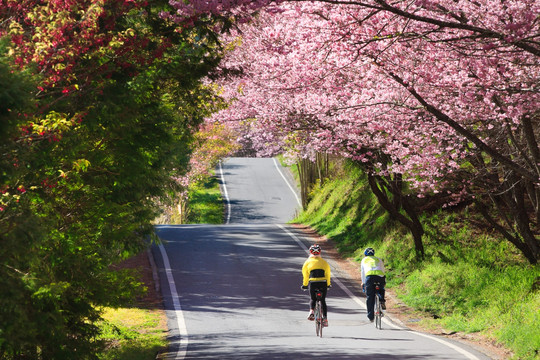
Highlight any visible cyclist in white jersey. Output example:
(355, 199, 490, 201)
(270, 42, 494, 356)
(360, 247, 386, 322)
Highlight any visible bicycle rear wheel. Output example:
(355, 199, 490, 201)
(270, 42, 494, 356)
(315, 301, 323, 337)
(375, 295, 382, 329)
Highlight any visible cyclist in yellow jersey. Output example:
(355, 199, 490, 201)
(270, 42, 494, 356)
(360, 247, 386, 322)
(302, 244, 331, 327)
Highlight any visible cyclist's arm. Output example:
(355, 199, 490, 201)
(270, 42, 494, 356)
(325, 262, 331, 287)
(302, 262, 310, 287)
(360, 259, 366, 284)
(379, 257, 386, 274)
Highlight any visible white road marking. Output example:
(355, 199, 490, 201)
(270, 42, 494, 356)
(277, 223, 480, 360)
(218, 160, 231, 224)
(273, 158, 302, 206)
(411, 331, 481, 360)
(158, 243, 189, 359)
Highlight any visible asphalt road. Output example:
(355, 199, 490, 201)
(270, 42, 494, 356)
(152, 157, 492, 360)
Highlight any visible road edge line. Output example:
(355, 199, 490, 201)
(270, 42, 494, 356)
(218, 160, 231, 224)
(158, 243, 189, 359)
(411, 331, 480, 360)
(272, 158, 302, 206)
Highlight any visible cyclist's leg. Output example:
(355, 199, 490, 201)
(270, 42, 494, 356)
(365, 276, 376, 321)
(311, 282, 328, 318)
(320, 285, 328, 318)
(308, 282, 317, 310)
(307, 282, 318, 320)
(314, 282, 329, 327)
(378, 276, 387, 309)
(380, 276, 386, 301)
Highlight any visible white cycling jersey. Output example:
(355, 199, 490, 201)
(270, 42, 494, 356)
(361, 256, 385, 284)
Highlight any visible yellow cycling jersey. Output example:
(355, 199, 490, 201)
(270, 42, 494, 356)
(302, 256, 331, 287)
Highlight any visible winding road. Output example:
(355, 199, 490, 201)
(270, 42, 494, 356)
(152, 157, 492, 359)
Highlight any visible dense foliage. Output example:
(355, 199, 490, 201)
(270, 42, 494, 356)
(0, 0, 223, 358)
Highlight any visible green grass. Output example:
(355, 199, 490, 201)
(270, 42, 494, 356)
(186, 176, 224, 224)
(97, 308, 168, 360)
(165, 175, 224, 224)
(294, 162, 390, 256)
(293, 159, 540, 360)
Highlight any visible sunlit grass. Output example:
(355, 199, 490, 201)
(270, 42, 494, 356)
(187, 175, 224, 224)
(97, 307, 168, 360)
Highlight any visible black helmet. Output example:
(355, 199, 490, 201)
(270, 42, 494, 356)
(309, 244, 321, 255)
(364, 247, 375, 256)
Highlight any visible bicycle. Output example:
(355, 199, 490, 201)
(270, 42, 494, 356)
(303, 284, 328, 337)
(362, 281, 385, 329)
(374, 281, 384, 329)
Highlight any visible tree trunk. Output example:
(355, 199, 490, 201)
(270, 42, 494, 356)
(476, 199, 537, 264)
(297, 157, 314, 209)
(367, 173, 425, 259)
(297, 153, 330, 210)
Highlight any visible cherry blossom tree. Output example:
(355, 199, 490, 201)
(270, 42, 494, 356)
(168, 120, 241, 223)
(193, 0, 539, 262)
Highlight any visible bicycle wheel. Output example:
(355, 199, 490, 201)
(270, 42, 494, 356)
(314, 301, 321, 336)
(375, 294, 382, 329)
(316, 300, 323, 337)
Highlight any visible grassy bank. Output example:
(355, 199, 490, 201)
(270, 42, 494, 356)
(185, 176, 225, 224)
(97, 308, 168, 360)
(295, 161, 539, 360)
(95, 249, 169, 360)
(165, 175, 224, 225)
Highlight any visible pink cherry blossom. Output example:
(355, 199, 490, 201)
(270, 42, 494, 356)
(168, 0, 539, 261)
